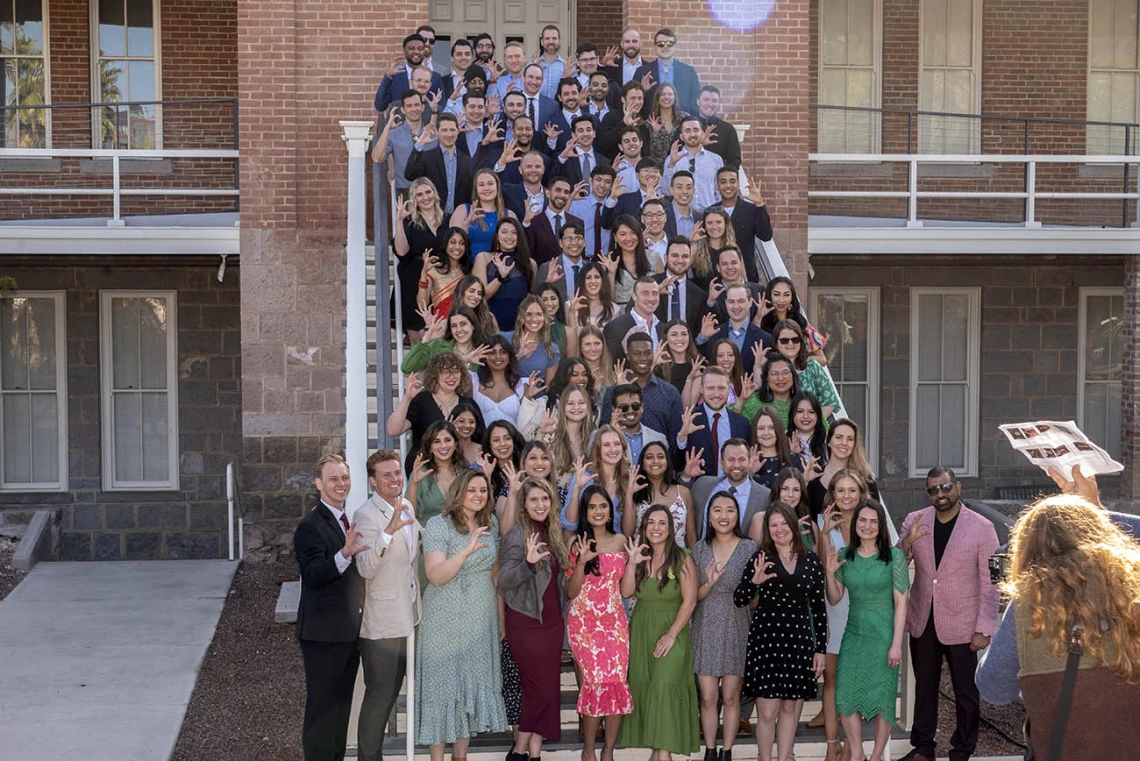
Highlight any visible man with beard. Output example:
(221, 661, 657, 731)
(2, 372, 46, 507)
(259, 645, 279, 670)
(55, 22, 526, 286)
(495, 115, 550, 190)
(634, 28, 702, 114)
(374, 33, 443, 113)
(371, 90, 429, 197)
(441, 38, 474, 100)
(473, 32, 496, 69)
(609, 383, 666, 464)
(895, 468, 999, 761)
(493, 40, 527, 99)
(696, 85, 741, 172)
(600, 28, 645, 86)
(537, 24, 566, 99)
(599, 327, 683, 444)
(664, 115, 724, 211)
(653, 236, 706, 332)
(522, 175, 583, 265)
(575, 44, 619, 112)
(610, 125, 644, 191)
(598, 81, 649, 160)
(714, 167, 771, 284)
(543, 77, 589, 155)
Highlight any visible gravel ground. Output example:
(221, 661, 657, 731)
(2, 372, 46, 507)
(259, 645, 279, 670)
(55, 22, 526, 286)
(935, 668, 1027, 758)
(0, 536, 27, 602)
(171, 560, 305, 761)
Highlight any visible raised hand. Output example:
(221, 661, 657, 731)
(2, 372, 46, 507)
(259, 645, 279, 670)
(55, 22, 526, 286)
(753, 295, 774, 323)
(608, 172, 628, 199)
(627, 464, 648, 496)
(504, 460, 522, 493)
(902, 519, 932, 553)
(706, 277, 725, 304)
(574, 535, 600, 567)
(597, 251, 619, 275)
(387, 57, 405, 78)
(678, 405, 707, 440)
(804, 454, 823, 481)
(522, 371, 545, 399)
(625, 535, 651, 566)
(342, 522, 372, 557)
(539, 408, 556, 437)
(525, 532, 551, 565)
(499, 138, 523, 165)
(386, 107, 405, 130)
(516, 333, 539, 360)
(747, 444, 763, 475)
(704, 559, 725, 587)
(545, 260, 564, 283)
(487, 92, 502, 115)
(699, 312, 720, 340)
(701, 124, 718, 147)
(523, 198, 540, 225)
(601, 45, 620, 67)
(640, 71, 655, 92)
(410, 453, 432, 485)
(482, 117, 505, 145)
(476, 452, 496, 480)
(396, 198, 414, 221)
(384, 506, 415, 535)
(689, 220, 706, 241)
(668, 139, 684, 165)
(657, 272, 680, 296)
(613, 358, 632, 383)
(461, 344, 490, 367)
(686, 355, 707, 381)
(652, 342, 670, 369)
(559, 138, 580, 161)
(543, 122, 564, 142)
(463, 524, 491, 557)
(683, 447, 706, 479)
(573, 456, 596, 488)
(646, 114, 662, 134)
(822, 503, 842, 532)
(739, 373, 756, 402)
(622, 101, 642, 127)
(571, 180, 589, 200)
(1048, 464, 1102, 507)
(751, 551, 776, 584)
(565, 292, 586, 326)
(405, 371, 425, 397)
(425, 88, 443, 111)
(418, 120, 439, 144)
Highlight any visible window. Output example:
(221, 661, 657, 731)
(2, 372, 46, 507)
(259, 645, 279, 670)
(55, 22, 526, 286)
(0, 292, 66, 490)
(100, 291, 178, 490)
(811, 288, 880, 469)
(1, 0, 49, 148)
(91, 0, 160, 149)
(918, 0, 982, 154)
(909, 288, 980, 477)
(817, 0, 882, 153)
(1088, 0, 1140, 154)
(1078, 288, 1124, 459)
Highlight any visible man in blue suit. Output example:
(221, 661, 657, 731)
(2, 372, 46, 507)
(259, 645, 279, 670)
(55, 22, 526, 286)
(542, 78, 591, 155)
(672, 368, 750, 478)
(633, 28, 703, 114)
(696, 282, 772, 372)
(520, 63, 559, 153)
(374, 34, 444, 113)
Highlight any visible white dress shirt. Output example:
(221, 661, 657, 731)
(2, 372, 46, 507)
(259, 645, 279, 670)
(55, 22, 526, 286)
(630, 309, 659, 352)
(623, 58, 643, 85)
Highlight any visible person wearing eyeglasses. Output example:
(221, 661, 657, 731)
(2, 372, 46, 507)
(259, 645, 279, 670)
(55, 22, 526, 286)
(633, 28, 703, 115)
(894, 468, 999, 761)
(610, 383, 666, 464)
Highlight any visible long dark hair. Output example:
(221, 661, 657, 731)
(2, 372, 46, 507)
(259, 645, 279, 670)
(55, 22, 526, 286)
(759, 276, 808, 334)
(417, 420, 467, 473)
(758, 352, 800, 402)
(437, 226, 474, 276)
(709, 337, 745, 397)
(703, 489, 744, 542)
(771, 318, 810, 371)
(537, 282, 567, 324)
(844, 499, 893, 564)
(448, 400, 485, 445)
(636, 503, 685, 591)
(445, 305, 488, 345)
(451, 274, 499, 336)
(769, 467, 810, 522)
(477, 334, 520, 389)
(634, 441, 680, 504)
(760, 500, 808, 560)
(751, 406, 794, 466)
(576, 260, 617, 324)
(610, 214, 650, 279)
(789, 391, 828, 462)
(482, 420, 525, 494)
(576, 484, 617, 576)
(491, 217, 536, 288)
(547, 358, 596, 411)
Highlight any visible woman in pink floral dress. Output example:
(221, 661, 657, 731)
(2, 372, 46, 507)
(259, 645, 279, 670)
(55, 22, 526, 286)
(566, 484, 633, 761)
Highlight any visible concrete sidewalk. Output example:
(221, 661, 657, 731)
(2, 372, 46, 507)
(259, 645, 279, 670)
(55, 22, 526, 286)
(0, 560, 236, 761)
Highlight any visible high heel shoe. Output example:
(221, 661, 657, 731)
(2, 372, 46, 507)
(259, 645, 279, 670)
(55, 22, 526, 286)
(719, 748, 732, 761)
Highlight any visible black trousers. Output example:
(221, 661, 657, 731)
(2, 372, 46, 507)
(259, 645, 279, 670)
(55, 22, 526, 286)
(909, 615, 981, 761)
(358, 637, 407, 761)
(300, 638, 361, 761)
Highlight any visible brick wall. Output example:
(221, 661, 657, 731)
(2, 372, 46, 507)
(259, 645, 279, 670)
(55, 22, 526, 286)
(0, 259, 242, 560)
(813, 255, 1126, 514)
(576, 0, 624, 50)
(1123, 256, 1140, 499)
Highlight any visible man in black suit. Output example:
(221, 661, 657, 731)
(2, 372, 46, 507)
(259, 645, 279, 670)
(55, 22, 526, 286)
(715, 166, 773, 284)
(523, 176, 583, 266)
(456, 91, 489, 159)
(584, 71, 618, 121)
(553, 115, 609, 188)
(673, 368, 751, 478)
(440, 38, 474, 100)
(697, 85, 742, 172)
(535, 219, 589, 301)
(634, 28, 703, 114)
(542, 77, 590, 155)
(654, 236, 707, 332)
(404, 113, 471, 214)
(697, 282, 772, 371)
(604, 158, 662, 228)
(598, 82, 649, 161)
(662, 170, 701, 239)
(501, 149, 549, 220)
(603, 276, 665, 360)
(294, 453, 370, 761)
(521, 63, 560, 153)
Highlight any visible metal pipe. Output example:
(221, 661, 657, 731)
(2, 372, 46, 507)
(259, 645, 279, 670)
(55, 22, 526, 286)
(374, 158, 395, 452)
(405, 629, 415, 761)
(238, 517, 244, 560)
(226, 462, 235, 561)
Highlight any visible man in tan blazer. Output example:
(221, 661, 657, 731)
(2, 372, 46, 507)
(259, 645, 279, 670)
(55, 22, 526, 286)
(353, 449, 422, 761)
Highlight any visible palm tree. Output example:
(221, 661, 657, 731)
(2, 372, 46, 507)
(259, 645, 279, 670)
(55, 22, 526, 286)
(2, 30, 47, 149)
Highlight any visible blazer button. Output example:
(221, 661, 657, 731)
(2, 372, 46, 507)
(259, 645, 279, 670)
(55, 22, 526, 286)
(933, 579, 938, 584)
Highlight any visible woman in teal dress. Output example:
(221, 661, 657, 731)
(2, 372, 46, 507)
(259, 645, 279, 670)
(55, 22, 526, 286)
(823, 500, 910, 761)
(416, 469, 508, 759)
(406, 420, 465, 525)
(769, 320, 841, 419)
(619, 504, 700, 760)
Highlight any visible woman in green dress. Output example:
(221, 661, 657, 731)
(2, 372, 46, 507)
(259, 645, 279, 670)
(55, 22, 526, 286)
(823, 500, 910, 761)
(769, 320, 840, 419)
(416, 469, 508, 759)
(741, 354, 799, 427)
(407, 420, 465, 526)
(619, 504, 700, 760)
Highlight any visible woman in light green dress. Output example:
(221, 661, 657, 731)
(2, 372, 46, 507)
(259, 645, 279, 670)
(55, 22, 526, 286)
(406, 420, 465, 526)
(416, 469, 508, 759)
(823, 500, 909, 761)
(769, 319, 840, 419)
(618, 504, 700, 760)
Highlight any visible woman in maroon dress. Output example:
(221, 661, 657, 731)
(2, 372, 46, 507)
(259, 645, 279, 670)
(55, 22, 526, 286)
(498, 477, 571, 761)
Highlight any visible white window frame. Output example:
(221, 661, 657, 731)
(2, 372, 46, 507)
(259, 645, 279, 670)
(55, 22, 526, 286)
(918, 0, 983, 154)
(1077, 286, 1124, 455)
(817, 0, 883, 154)
(810, 287, 881, 470)
(908, 287, 980, 478)
(99, 290, 178, 491)
(0, 291, 67, 491)
(88, 0, 163, 149)
(1086, 0, 1140, 155)
(1, 0, 53, 148)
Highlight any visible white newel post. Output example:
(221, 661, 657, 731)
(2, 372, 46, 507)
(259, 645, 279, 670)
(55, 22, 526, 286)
(341, 121, 372, 515)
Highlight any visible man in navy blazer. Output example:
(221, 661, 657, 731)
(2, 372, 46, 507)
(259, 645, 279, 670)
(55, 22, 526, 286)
(672, 368, 750, 477)
(553, 116, 610, 188)
(374, 34, 444, 113)
(404, 114, 472, 214)
(633, 29, 703, 114)
(294, 454, 369, 761)
(519, 63, 559, 153)
(501, 150, 549, 220)
(714, 167, 772, 284)
(524, 176, 583, 266)
(603, 158, 662, 229)
(541, 78, 593, 156)
(697, 282, 772, 371)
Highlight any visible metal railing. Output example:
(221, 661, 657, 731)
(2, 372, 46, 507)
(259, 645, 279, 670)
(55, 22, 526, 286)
(809, 153, 1140, 228)
(370, 147, 408, 461)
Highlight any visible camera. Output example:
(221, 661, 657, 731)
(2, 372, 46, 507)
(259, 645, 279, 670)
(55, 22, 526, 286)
(988, 552, 1012, 585)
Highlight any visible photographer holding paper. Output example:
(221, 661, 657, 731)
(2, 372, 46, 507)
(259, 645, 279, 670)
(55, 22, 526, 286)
(976, 466, 1140, 761)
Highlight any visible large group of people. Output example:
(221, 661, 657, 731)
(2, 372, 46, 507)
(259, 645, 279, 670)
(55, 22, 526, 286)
(287, 20, 1140, 761)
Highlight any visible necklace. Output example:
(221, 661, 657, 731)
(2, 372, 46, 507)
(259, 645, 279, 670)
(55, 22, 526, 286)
(432, 393, 458, 416)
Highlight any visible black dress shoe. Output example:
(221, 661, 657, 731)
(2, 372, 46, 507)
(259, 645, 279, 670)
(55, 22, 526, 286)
(898, 750, 934, 761)
(719, 749, 732, 761)
(703, 747, 718, 761)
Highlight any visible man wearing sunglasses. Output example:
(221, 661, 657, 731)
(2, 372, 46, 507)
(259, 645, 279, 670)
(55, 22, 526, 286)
(895, 467, 1000, 761)
(633, 28, 702, 115)
(610, 384, 666, 463)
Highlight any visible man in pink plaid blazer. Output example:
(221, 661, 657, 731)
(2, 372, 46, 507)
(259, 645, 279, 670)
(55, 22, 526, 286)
(896, 467, 1000, 761)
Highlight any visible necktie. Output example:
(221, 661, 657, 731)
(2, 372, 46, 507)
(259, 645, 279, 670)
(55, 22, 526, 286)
(710, 411, 722, 474)
(593, 202, 603, 255)
(528, 97, 536, 125)
(582, 151, 592, 180)
(688, 155, 696, 174)
(670, 279, 681, 320)
(338, 512, 350, 534)
(572, 263, 581, 291)
(553, 213, 563, 238)
(729, 486, 737, 496)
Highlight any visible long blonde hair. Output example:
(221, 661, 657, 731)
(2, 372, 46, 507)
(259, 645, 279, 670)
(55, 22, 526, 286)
(549, 384, 597, 479)
(469, 168, 507, 228)
(512, 294, 555, 357)
(517, 477, 570, 569)
(690, 208, 738, 278)
(590, 424, 631, 505)
(578, 325, 616, 388)
(828, 418, 876, 481)
(408, 177, 444, 230)
(1006, 495, 1140, 684)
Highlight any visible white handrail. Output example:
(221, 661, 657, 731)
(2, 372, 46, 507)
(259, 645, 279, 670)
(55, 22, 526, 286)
(226, 462, 235, 561)
(0, 148, 238, 158)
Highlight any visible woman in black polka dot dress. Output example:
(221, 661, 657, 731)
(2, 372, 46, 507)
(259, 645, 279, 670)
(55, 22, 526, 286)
(733, 501, 828, 761)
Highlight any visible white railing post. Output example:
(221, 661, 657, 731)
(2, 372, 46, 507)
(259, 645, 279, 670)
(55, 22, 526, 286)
(109, 154, 124, 227)
(906, 158, 921, 228)
(342, 121, 373, 512)
(226, 462, 235, 561)
(1025, 160, 1041, 228)
(391, 178, 408, 464)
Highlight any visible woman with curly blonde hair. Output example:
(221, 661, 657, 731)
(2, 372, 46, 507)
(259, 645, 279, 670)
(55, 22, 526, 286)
(977, 466, 1140, 761)
(689, 208, 738, 289)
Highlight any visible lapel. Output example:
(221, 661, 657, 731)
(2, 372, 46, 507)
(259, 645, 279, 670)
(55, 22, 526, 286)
(938, 504, 970, 570)
(315, 502, 347, 551)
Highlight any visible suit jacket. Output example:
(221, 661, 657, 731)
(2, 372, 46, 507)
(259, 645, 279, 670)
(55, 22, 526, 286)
(542, 108, 594, 155)
(554, 148, 611, 187)
(701, 116, 742, 171)
(708, 283, 766, 326)
(663, 200, 703, 240)
(603, 312, 665, 361)
(898, 505, 1001, 644)
(352, 493, 422, 641)
(720, 198, 773, 283)
(404, 144, 473, 212)
(602, 189, 649, 229)
(633, 59, 702, 114)
(699, 321, 772, 371)
(653, 272, 707, 332)
(525, 94, 560, 153)
(293, 502, 364, 643)
(536, 255, 591, 301)
(374, 69, 445, 112)
(503, 182, 548, 221)
(673, 407, 751, 478)
(597, 109, 651, 162)
(689, 475, 771, 539)
(498, 150, 551, 189)
(525, 209, 583, 266)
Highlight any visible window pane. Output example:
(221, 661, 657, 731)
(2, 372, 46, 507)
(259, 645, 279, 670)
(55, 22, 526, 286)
(25, 296, 55, 390)
(31, 392, 57, 482)
(127, 62, 157, 149)
(922, 0, 948, 66)
(917, 294, 944, 381)
(111, 297, 140, 389)
(820, 0, 847, 65)
(1084, 295, 1115, 377)
(113, 392, 141, 481)
(848, 0, 875, 66)
(14, 0, 41, 55)
(939, 383, 967, 468)
(1104, 383, 1123, 460)
(946, 0, 973, 67)
(1115, 0, 1138, 70)
(0, 2, 13, 55)
(942, 293, 969, 381)
(1091, 0, 1117, 69)
(1, 297, 29, 390)
(838, 383, 867, 431)
(15, 57, 45, 148)
(141, 391, 168, 481)
(126, 0, 153, 57)
(98, 0, 126, 57)
(138, 296, 167, 388)
(915, 384, 941, 468)
(3, 393, 30, 482)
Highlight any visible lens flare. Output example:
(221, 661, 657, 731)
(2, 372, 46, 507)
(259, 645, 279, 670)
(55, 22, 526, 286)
(708, 0, 776, 32)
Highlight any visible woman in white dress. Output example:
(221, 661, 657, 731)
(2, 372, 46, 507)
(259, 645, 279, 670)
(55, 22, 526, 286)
(627, 441, 696, 547)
